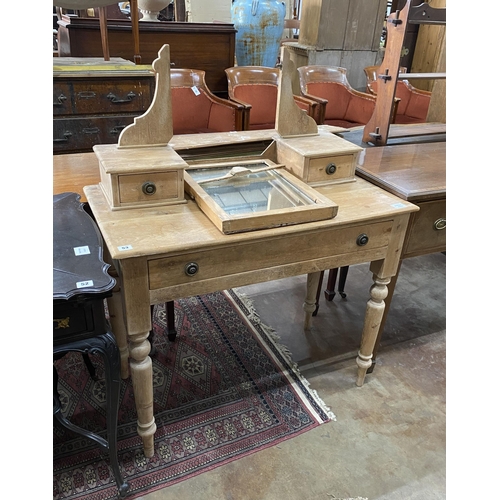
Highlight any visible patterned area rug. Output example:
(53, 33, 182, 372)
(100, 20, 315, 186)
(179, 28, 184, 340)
(53, 290, 334, 499)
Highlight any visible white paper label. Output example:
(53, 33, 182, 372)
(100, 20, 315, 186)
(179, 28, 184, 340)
(76, 280, 94, 288)
(118, 245, 133, 251)
(191, 85, 201, 96)
(74, 245, 90, 256)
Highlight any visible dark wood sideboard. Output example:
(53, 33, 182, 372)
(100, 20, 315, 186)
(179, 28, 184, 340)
(53, 58, 156, 154)
(57, 15, 236, 97)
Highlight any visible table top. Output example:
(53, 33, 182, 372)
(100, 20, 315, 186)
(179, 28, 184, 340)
(53, 192, 115, 300)
(355, 142, 446, 202)
(84, 175, 417, 261)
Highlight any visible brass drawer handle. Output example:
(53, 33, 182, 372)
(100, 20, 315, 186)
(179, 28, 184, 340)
(53, 131, 72, 143)
(53, 93, 67, 106)
(356, 233, 369, 246)
(434, 218, 446, 230)
(77, 91, 96, 99)
(142, 182, 157, 195)
(325, 163, 337, 175)
(185, 262, 199, 276)
(107, 91, 137, 104)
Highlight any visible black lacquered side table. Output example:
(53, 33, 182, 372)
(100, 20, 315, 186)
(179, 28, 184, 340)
(53, 192, 129, 497)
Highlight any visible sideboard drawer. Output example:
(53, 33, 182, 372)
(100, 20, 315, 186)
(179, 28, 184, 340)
(148, 220, 393, 290)
(53, 115, 135, 153)
(404, 200, 446, 257)
(53, 78, 154, 116)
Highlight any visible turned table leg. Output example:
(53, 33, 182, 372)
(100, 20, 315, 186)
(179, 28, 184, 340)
(119, 259, 157, 458)
(356, 274, 391, 386)
(304, 271, 322, 330)
(128, 331, 157, 458)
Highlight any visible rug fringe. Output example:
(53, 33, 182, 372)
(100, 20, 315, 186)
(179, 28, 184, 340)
(231, 289, 336, 422)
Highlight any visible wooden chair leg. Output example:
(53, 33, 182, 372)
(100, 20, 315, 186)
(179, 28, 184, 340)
(338, 266, 349, 298)
(166, 301, 177, 341)
(148, 301, 178, 356)
(324, 268, 339, 301)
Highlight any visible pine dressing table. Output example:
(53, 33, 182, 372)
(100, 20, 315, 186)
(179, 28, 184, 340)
(56, 45, 419, 457)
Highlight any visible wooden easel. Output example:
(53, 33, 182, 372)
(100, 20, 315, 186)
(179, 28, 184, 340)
(362, 0, 446, 146)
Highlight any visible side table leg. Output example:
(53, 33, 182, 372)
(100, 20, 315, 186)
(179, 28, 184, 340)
(356, 274, 390, 387)
(304, 271, 322, 330)
(107, 288, 130, 380)
(128, 332, 157, 458)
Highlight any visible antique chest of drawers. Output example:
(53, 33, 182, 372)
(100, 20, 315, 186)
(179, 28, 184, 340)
(53, 58, 155, 154)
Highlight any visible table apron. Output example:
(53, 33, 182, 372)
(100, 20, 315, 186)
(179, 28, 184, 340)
(147, 220, 394, 303)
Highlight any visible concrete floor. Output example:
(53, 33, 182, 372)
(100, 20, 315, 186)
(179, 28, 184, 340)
(137, 252, 446, 500)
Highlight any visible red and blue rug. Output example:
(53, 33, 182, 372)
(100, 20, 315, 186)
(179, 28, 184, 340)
(53, 289, 334, 499)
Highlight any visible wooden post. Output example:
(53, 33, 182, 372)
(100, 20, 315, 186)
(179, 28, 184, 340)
(98, 7, 110, 61)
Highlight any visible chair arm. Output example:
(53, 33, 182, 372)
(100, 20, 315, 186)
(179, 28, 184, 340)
(402, 80, 433, 97)
(226, 96, 253, 110)
(205, 93, 246, 132)
(300, 92, 327, 124)
(293, 95, 321, 124)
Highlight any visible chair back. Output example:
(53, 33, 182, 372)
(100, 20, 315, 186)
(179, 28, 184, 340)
(298, 65, 376, 127)
(170, 69, 243, 134)
(363, 65, 430, 123)
(225, 66, 280, 130)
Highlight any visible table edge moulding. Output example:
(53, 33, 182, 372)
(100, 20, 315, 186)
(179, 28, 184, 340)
(83, 44, 419, 457)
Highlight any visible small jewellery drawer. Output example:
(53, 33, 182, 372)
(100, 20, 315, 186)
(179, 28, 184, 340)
(118, 172, 182, 204)
(307, 154, 357, 184)
(148, 220, 393, 290)
(404, 200, 446, 257)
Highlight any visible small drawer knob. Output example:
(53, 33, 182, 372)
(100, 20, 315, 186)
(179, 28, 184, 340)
(184, 262, 199, 276)
(433, 218, 446, 230)
(356, 233, 369, 246)
(325, 163, 337, 175)
(142, 182, 156, 195)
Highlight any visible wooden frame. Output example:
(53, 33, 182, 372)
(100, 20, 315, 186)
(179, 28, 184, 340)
(184, 159, 338, 234)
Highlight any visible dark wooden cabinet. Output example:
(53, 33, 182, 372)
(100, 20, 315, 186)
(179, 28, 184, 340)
(57, 15, 236, 96)
(53, 58, 155, 154)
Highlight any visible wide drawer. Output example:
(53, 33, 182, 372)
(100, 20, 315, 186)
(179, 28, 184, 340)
(404, 200, 446, 257)
(53, 77, 154, 116)
(307, 154, 357, 184)
(53, 115, 136, 153)
(148, 220, 393, 290)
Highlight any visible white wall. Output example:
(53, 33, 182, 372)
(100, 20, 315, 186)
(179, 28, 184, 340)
(186, 0, 232, 23)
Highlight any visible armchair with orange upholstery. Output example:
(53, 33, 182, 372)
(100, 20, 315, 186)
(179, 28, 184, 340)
(297, 65, 379, 128)
(364, 65, 432, 124)
(225, 66, 320, 130)
(171, 69, 245, 134)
